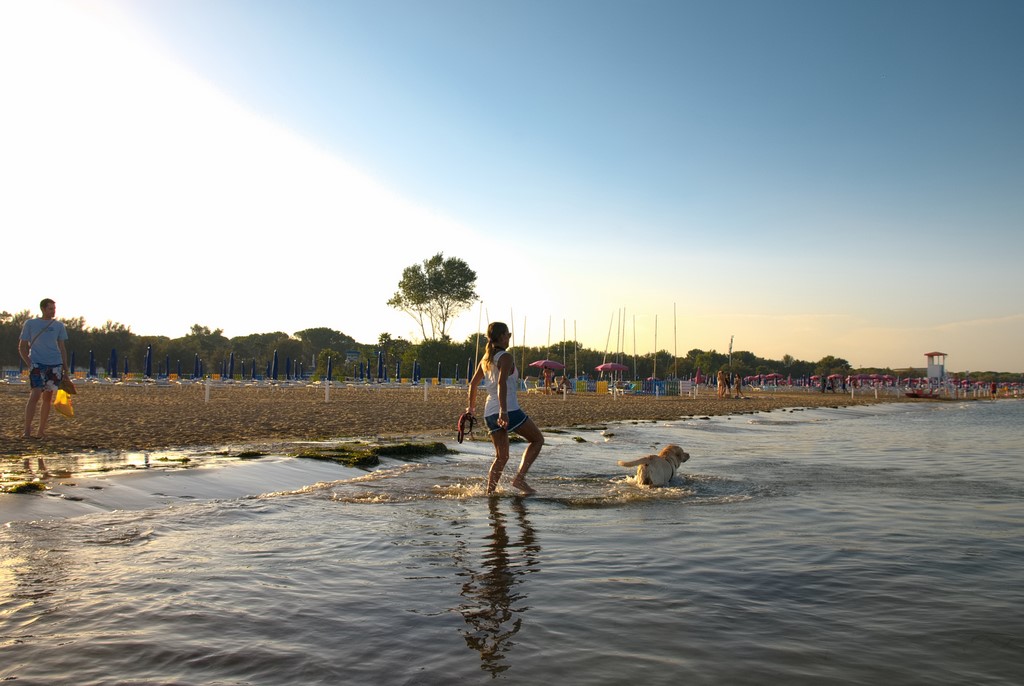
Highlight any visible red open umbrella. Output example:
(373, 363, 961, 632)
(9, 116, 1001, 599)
(595, 362, 629, 372)
(529, 359, 566, 370)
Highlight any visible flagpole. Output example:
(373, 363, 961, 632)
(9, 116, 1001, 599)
(673, 302, 678, 379)
(654, 315, 658, 381)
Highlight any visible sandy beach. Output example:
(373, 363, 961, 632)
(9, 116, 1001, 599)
(2, 380, 920, 461)
(0, 379, 921, 522)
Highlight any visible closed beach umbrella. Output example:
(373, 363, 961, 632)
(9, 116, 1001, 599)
(165, 355, 170, 378)
(358, 361, 364, 381)
(326, 356, 333, 381)
(88, 350, 96, 377)
(193, 353, 200, 379)
(272, 350, 279, 380)
(109, 348, 118, 378)
(144, 345, 152, 378)
(454, 363, 459, 381)
(177, 359, 182, 378)
(69, 351, 76, 374)
(286, 356, 292, 380)
(124, 358, 129, 376)
(376, 351, 384, 381)
(413, 360, 421, 383)
(395, 360, 401, 381)
(228, 352, 235, 380)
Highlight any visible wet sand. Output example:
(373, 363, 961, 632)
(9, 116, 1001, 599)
(0, 381, 929, 520)
(3, 380, 916, 459)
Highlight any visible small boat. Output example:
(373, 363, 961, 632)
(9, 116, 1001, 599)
(905, 390, 938, 398)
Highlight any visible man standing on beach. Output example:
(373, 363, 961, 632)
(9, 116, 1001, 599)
(19, 298, 69, 439)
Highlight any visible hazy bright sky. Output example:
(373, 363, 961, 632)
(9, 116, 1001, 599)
(3, 0, 1022, 371)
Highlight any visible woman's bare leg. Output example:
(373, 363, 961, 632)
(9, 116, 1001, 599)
(510, 419, 544, 495)
(487, 430, 510, 494)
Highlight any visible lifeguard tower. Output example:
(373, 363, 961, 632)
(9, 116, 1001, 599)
(925, 352, 947, 384)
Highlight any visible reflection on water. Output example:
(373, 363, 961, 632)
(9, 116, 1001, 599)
(456, 497, 539, 677)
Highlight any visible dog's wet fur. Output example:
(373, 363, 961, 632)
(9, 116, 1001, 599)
(617, 444, 690, 486)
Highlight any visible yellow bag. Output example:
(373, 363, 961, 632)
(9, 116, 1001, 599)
(53, 388, 74, 418)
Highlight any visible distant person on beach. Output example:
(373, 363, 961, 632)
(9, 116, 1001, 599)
(717, 370, 726, 399)
(733, 373, 742, 399)
(991, 381, 998, 400)
(19, 298, 69, 439)
(467, 322, 545, 495)
(543, 367, 554, 394)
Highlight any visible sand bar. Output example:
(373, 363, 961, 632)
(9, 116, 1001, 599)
(2, 381, 925, 521)
(2, 381, 921, 457)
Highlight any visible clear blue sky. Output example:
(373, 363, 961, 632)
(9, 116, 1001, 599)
(3, 0, 1021, 371)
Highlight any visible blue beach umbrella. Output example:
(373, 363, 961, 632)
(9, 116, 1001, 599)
(228, 352, 235, 380)
(124, 358, 129, 376)
(395, 360, 401, 381)
(358, 362, 364, 381)
(454, 363, 459, 382)
(177, 359, 182, 378)
(69, 351, 76, 374)
(272, 350, 279, 380)
(437, 361, 442, 381)
(376, 351, 384, 381)
(286, 356, 292, 380)
(251, 359, 257, 380)
(88, 350, 96, 377)
(326, 356, 333, 381)
(109, 348, 118, 378)
(144, 345, 152, 378)
(164, 355, 170, 378)
(193, 353, 200, 379)
(413, 360, 421, 384)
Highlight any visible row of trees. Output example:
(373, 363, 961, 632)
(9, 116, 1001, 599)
(4, 252, 1015, 382)
(6, 307, 1002, 383)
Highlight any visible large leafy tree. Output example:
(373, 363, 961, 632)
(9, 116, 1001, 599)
(387, 253, 478, 341)
(816, 355, 852, 377)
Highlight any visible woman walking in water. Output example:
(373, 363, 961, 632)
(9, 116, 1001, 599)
(467, 322, 544, 495)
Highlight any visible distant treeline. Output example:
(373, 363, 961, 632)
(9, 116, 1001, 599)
(0, 310, 1013, 382)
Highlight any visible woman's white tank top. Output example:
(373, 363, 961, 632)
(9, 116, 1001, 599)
(483, 350, 521, 416)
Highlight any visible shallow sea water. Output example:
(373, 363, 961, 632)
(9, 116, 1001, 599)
(2, 400, 1022, 685)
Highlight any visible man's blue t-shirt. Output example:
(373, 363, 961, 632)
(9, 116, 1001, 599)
(20, 319, 68, 366)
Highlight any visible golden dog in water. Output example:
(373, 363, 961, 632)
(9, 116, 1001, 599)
(617, 444, 690, 486)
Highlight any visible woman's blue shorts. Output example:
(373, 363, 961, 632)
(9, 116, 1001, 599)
(484, 409, 528, 435)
